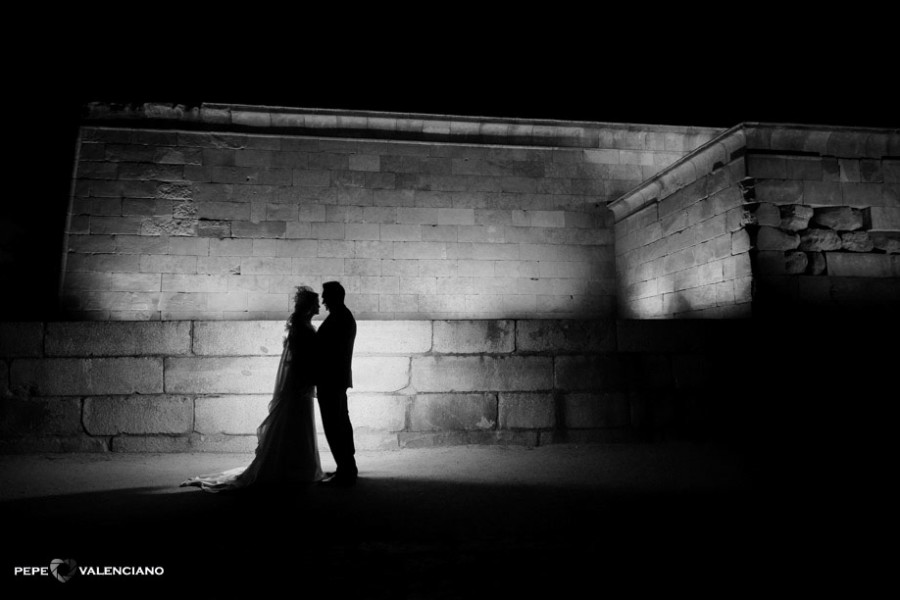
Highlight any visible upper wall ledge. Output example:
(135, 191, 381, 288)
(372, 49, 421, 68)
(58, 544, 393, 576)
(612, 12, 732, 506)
(608, 123, 900, 222)
(82, 102, 725, 150)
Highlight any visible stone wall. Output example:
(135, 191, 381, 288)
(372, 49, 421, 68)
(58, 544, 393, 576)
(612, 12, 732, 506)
(0, 319, 753, 453)
(611, 124, 900, 318)
(745, 144, 900, 314)
(611, 129, 753, 318)
(60, 104, 721, 320)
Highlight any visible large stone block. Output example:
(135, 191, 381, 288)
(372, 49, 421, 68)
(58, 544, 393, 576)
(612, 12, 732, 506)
(347, 393, 408, 430)
(44, 321, 191, 356)
(754, 180, 803, 205)
(498, 392, 556, 429)
(841, 232, 874, 252)
(84, 395, 193, 435)
(111, 435, 195, 453)
(192, 321, 287, 356)
(0, 396, 83, 437)
(780, 205, 814, 231)
(864, 207, 900, 231)
(410, 393, 497, 431)
(554, 355, 626, 392)
(432, 320, 514, 353)
(0, 323, 44, 358)
(355, 321, 432, 354)
(616, 319, 752, 352)
(194, 394, 271, 434)
(799, 229, 842, 252)
(352, 356, 410, 392)
(165, 357, 279, 394)
(398, 430, 539, 448)
(411, 356, 553, 392)
(826, 253, 898, 277)
(812, 207, 864, 231)
(11, 358, 164, 395)
(0, 436, 108, 453)
(186, 434, 256, 452)
(515, 320, 616, 353)
(756, 226, 800, 251)
(352, 429, 399, 451)
(562, 393, 630, 428)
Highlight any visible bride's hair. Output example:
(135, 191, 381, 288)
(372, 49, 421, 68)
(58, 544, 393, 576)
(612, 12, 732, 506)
(285, 285, 318, 337)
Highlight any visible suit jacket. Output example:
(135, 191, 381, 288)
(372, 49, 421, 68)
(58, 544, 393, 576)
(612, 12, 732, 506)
(316, 304, 356, 389)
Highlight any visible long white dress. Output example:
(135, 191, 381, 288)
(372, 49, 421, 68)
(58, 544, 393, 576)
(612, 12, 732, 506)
(180, 325, 324, 492)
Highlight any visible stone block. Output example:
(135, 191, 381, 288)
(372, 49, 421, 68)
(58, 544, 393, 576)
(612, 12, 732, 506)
(353, 356, 410, 392)
(189, 434, 257, 452)
(799, 229, 842, 251)
(411, 356, 552, 392)
(554, 354, 626, 392)
(732, 230, 751, 254)
(498, 392, 556, 429)
(432, 320, 514, 353)
(756, 226, 800, 251)
(812, 207, 864, 231)
(864, 207, 900, 231)
(193, 321, 287, 356)
(872, 234, 900, 254)
(562, 393, 630, 429)
(841, 232, 874, 252)
(752, 202, 782, 227)
(12, 358, 164, 396)
(409, 393, 497, 431)
(355, 321, 432, 354)
(111, 435, 194, 453)
(785, 251, 809, 274)
(0, 436, 108, 453)
(515, 320, 616, 353)
(165, 356, 279, 394)
(0, 323, 44, 357)
(808, 252, 826, 275)
(754, 180, 803, 205)
(45, 321, 191, 356)
(755, 251, 786, 275)
(842, 183, 883, 207)
(0, 396, 83, 437)
(84, 395, 193, 435)
(780, 205, 814, 231)
(194, 395, 270, 434)
(826, 253, 897, 277)
(616, 319, 751, 352)
(348, 394, 408, 431)
(802, 181, 843, 206)
(344, 429, 397, 451)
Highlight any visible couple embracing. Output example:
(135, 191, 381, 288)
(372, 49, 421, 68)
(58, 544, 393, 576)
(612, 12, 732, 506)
(182, 281, 357, 491)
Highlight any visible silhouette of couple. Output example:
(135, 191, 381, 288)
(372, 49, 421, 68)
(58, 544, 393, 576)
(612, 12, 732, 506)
(182, 281, 358, 491)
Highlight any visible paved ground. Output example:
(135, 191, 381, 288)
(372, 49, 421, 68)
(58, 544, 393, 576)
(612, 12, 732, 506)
(0, 443, 886, 597)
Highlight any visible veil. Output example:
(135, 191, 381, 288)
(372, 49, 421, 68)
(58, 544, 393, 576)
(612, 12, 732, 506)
(181, 326, 324, 492)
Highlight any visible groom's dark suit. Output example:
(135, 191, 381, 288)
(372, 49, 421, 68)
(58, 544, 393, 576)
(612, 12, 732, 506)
(316, 301, 357, 480)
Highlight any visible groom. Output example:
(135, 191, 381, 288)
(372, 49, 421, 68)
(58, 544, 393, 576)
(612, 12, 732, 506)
(316, 281, 358, 486)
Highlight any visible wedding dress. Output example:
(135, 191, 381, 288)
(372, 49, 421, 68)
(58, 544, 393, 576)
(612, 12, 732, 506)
(180, 324, 324, 492)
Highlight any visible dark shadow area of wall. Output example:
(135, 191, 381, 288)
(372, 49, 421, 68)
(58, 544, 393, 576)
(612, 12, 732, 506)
(2, 103, 81, 321)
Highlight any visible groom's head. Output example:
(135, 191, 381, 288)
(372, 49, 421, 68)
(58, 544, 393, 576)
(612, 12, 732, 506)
(322, 281, 346, 311)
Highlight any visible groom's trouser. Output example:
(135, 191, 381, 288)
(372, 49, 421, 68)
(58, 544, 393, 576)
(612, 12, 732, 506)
(317, 385, 357, 476)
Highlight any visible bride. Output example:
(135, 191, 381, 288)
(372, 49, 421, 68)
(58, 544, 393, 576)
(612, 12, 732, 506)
(181, 286, 325, 492)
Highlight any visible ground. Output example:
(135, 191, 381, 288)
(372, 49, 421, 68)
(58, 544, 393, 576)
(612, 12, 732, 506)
(0, 443, 887, 596)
